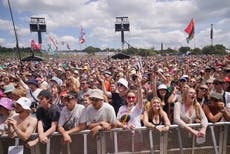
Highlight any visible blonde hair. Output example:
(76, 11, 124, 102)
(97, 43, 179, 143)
(148, 97, 163, 121)
(182, 88, 201, 120)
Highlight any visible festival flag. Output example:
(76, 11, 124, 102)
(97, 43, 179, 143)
(184, 18, 194, 43)
(31, 39, 40, 51)
(48, 43, 54, 55)
(79, 27, 85, 44)
(47, 35, 58, 50)
(67, 43, 70, 50)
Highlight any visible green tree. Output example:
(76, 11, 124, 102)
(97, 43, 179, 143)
(179, 46, 191, 54)
(83, 46, 100, 55)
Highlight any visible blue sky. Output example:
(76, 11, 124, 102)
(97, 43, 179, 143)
(0, 0, 230, 51)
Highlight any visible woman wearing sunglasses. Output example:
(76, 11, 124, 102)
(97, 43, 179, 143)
(117, 73, 143, 129)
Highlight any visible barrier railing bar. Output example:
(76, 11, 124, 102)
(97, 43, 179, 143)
(14, 138, 19, 146)
(167, 146, 220, 152)
(223, 125, 228, 154)
(101, 133, 106, 154)
(218, 125, 224, 154)
(163, 132, 168, 154)
(1, 122, 229, 154)
(97, 134, 102, 154)
(131, 133, 134, 152)
(210, 125, 218, 154)
(113, 131, 118, 154)
(148, 129, 154, 154)
(83, 133, 88, 154)
(46, 138, 50, 154)
(176, 127, 184, 154)
(160, 132, 164, 154)
(192, 135, 195, 154)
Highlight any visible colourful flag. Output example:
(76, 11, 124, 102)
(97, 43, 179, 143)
(79, 27, 85, 44)
(31, 39, 40, 51)
(184, 18, 194, 43)
(48, 35, 58, 50)
(48, 43, 54, 55)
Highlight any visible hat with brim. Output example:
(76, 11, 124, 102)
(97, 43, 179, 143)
(158, 84, 168, 90)
(27, 78, 38, 87)
(3, 84, 15, 94)
(0, 97, 13, 110)
(16, 97, 31, 111)
(89, 89, 104, 100)
(117, 78, 129, 89)
(51, 76, 63, 86)
(210, 92, 223, 101)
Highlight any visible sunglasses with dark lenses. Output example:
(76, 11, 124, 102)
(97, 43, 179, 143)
(90, 98, 101, 102)
(117, 83, 125, 87)
(200, 87, 208, 91)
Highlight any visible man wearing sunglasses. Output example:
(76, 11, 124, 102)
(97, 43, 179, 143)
(86, 89, 117, 136)
(57, 91, 86, 153)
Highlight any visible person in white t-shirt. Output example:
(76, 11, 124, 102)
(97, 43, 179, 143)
(58, 91, 86, 144)
(86, 89, 117, 136)
(117, 73, 143, 129)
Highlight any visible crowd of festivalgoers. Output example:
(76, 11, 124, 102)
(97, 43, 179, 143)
(0, 55, 230, 152)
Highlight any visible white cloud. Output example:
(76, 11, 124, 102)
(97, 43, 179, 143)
(1, 0, 230, 49)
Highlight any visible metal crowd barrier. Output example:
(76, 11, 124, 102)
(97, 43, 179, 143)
(0, 122, 229, 154)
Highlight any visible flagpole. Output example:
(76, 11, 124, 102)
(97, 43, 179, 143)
(211, 24, 213, 46)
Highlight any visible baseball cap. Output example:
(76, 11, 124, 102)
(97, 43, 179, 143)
(158, 84, 167, 90)
(117, 78, 129, 89)
(51, 76, 63, 86)
(0, 97, 13, 110)
(3, 84, 15, 94)
(16, 97, 32, 111)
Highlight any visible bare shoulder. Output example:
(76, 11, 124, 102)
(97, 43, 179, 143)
(27, 115, 38, 124)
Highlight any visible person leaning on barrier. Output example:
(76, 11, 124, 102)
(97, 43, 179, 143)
(86, 89, 117, 136)
(0, 97, 14, 135)
(203, 92, 226, 122)
(7, 97, 37, 141)
(143, 97, 171, 132)
(57, 91, 86, 144)
(27, 90, 60, 147)
(116, 73, 143, 129)
(174, 88, 208, 137)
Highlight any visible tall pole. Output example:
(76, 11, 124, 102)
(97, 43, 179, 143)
(7, 0, 22, 64)
(211, 24, 213, 46)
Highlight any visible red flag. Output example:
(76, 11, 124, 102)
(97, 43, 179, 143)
(31, 39, 36, 49)
(79, 27, 85, 44)
(31, 39, 40, 50)
(184, 18, 194, 43)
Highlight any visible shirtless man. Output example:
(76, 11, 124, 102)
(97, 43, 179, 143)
(7, 97, 37, 141)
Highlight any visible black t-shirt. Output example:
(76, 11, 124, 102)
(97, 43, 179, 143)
(111, 92, 126, 115)
(36, 104, 60, 131)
